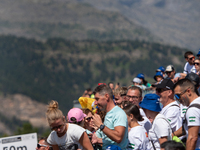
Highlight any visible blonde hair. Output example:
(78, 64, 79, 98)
(46, 100, 64, 125)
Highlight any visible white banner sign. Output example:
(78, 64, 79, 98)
(0, 133, 37, 150)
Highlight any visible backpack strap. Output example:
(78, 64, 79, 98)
(182, 103, 200, 136)
(169, 104, 180, 108)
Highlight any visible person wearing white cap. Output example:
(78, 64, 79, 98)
(132, 77, 146, 90)
(165, 65, 176, 80)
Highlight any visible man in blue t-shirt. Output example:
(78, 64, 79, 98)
(92, 85, 128, 150)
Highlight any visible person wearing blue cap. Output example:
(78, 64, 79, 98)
(154, 72, 164, 83)
(156, 66, 167, 78)
(136, 73, 151, 88)
(196, 49, 200, 59)
(139, 93, 172, 150)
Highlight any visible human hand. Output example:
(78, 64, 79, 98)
(91, 132, 98, 144)
(92, 114, 103, 129)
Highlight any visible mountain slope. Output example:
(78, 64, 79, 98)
(76, 0, 200, 51)
(0, 35, 189, 113)
(0, 0, 157, 42)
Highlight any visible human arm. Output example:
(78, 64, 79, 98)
(186, 126, 199, 150)
(79, 132, 94, 150)
(92, 113, 125, 143)
(51, 145, 59, 150)
(173, 126, 186, 137)
(158, 136, 168, 145)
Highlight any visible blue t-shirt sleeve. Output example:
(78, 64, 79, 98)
(113, 107, 127, 127)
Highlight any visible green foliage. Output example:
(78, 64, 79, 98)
(15, 122, 38, 135)
(0, 113, 27, 136)
(0, 35, 189, 114)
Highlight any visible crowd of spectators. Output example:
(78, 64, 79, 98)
(36, 50, 200, 150)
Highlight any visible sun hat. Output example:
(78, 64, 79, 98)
(139, 93, 161, 112)
(154, 72, 163, 81)
(133, 77, 141, 84)
(136, 73, 145, 80)
(156, 66, 165, 72)
(67, 108, 87, 123)
(153, 78, 174, 90)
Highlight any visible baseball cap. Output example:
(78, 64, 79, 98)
(156, 66, 165, 72)
(154, 72, 163, 81)
(136, 73, 145, 80)
(197, 49, 200, 56)
(139, 94, 161, 112)
(165, 65, 174, 72)
(185, 72, 200, 87)
(153, 78, 174, 90)
(133, 77, 141, 84)
(67, 108, 87, 123)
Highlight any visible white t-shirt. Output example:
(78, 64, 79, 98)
(140, 108, 146, 117)
(180, 104, 187, 119)
(47, 123, 85, 150)
(128, 126, 150, 150)
(184, 97, 200, 149)
(183, 62, 196, 74)
(160, 101, 182, 132)
(148, 114, 172, 150)
(138, 116, 152, 134)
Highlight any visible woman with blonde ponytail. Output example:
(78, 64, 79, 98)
(46, 100, 93, 150)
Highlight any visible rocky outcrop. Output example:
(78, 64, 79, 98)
(0, 94, 49, 130)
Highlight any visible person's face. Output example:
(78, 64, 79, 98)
(194, 60, 200, 72)
(36, 140, 49, 150)
(126, 89, 142, 107)
(174, 85, 190, 106)
(187, 54, 195, 65)
(85, 112, 94, 129)
(156, 76, 163, 82)
(156, 88, 170, 105)
(143, 109, 154, 123)
(109, 83, 114, 90)
(50, 118, 66, 134)
(94, 92, 107, 111)
(166, 70, 175, 79)
(114, 94, 123, 106)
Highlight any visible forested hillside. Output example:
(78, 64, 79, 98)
(0, 35, 188, 113)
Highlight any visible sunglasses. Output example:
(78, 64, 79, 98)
(50, 124, 64, 131)
(37, 143, 52, 148)
(188, 56, 195, 60)
(126, 95, 139, 99)
(194, 62, 200, 65)
(86, 117, 93, 121)
(165, 71, 172, 74)
(156, 88, 169, 93)
(174, 87, 190, 100)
